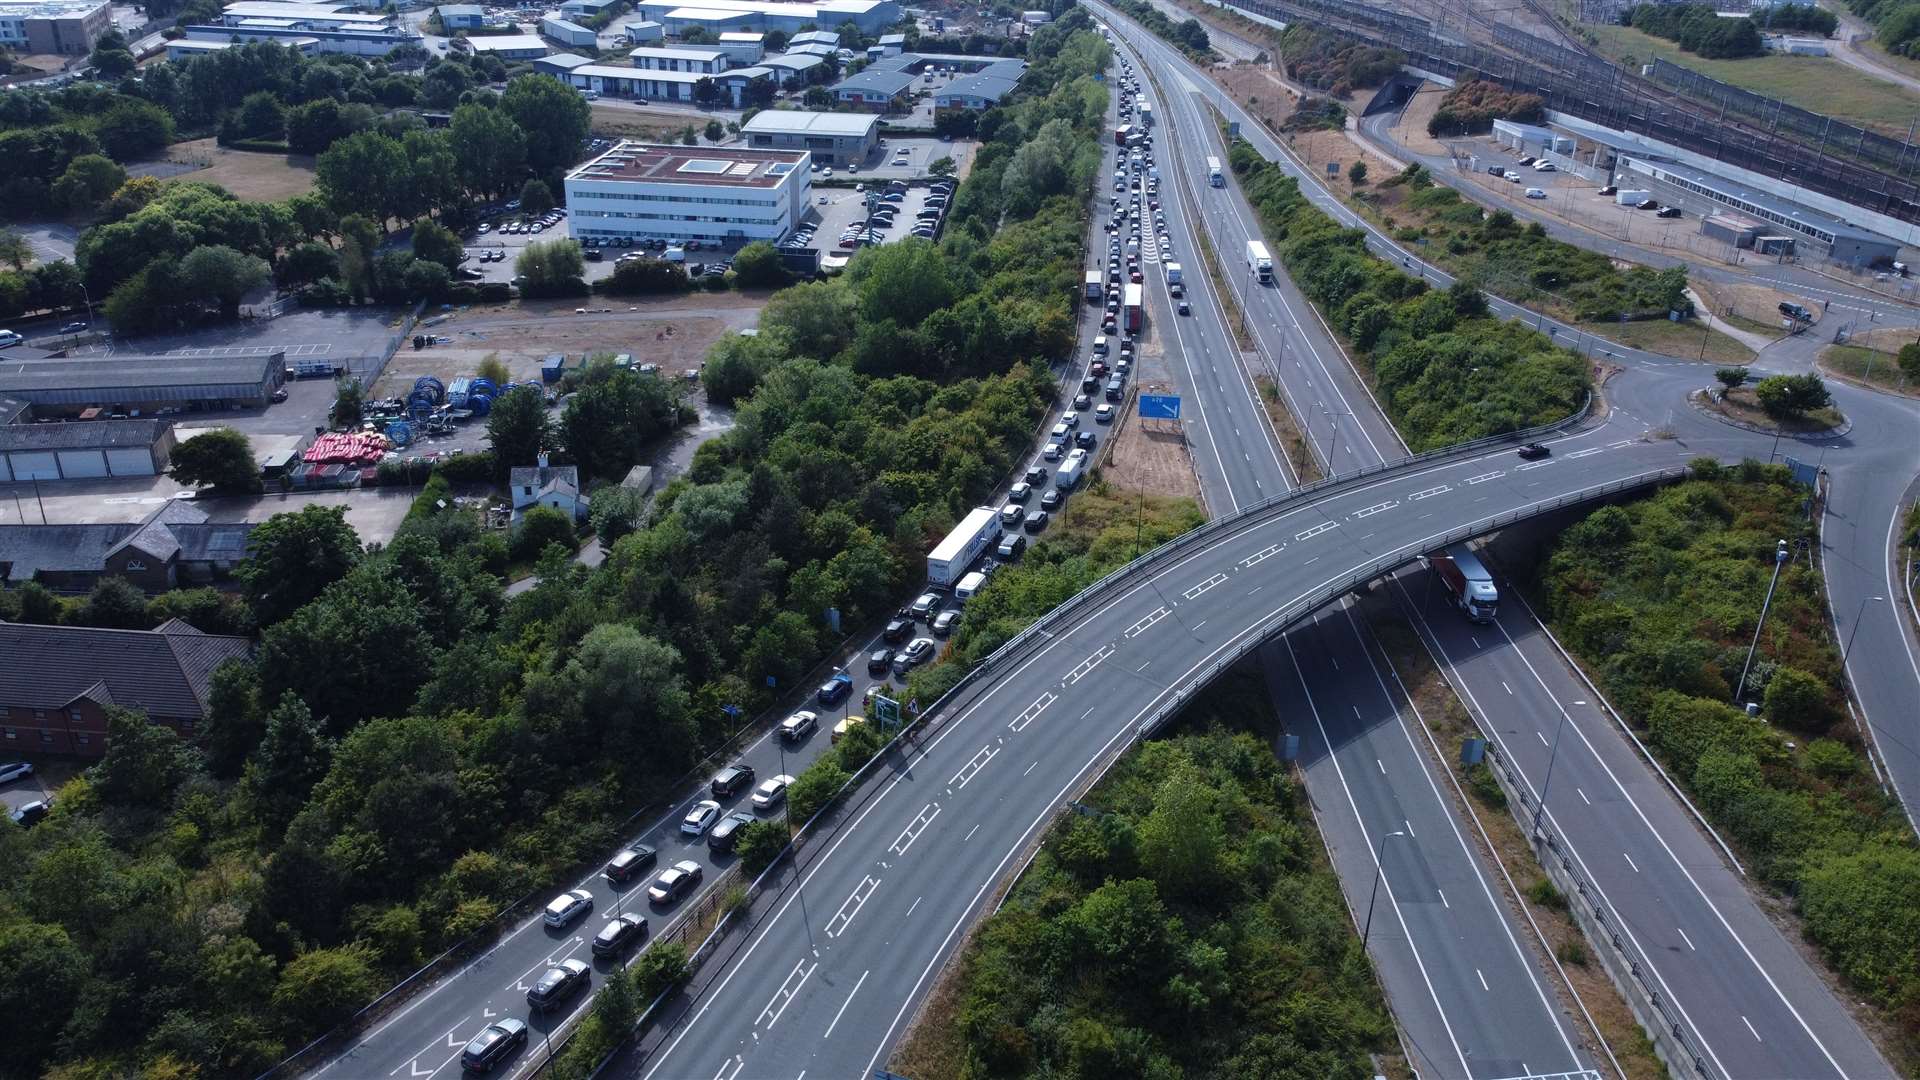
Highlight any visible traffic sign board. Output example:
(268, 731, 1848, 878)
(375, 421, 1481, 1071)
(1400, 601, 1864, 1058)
(1139, 394, 1181, 420)
(872, 693, 902, 730)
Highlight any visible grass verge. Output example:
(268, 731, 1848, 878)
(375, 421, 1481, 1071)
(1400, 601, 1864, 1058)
(1821, 343, 1919, 396)
(1254, 375, 1323, 482)
(1703, 385, 1845, 432)
(1576, 315, 1755, 364)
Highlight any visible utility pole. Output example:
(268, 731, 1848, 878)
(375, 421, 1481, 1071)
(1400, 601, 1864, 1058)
(1734, 539, 1790, 706)
(1840, 595, 1885, 667)
(1534, 707, 1570, 835)
(1361, 830, 1407, 947)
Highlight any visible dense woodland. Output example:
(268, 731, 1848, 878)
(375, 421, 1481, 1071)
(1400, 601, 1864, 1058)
(0, 15, 1116, 1077)
(1226, 141, 1590, 450)
(1276, 26, 1405, 97)
(1536, 463, 1920, 1055)
(1425, 79, 1545, 136)
(1625, 2, 1836, 57)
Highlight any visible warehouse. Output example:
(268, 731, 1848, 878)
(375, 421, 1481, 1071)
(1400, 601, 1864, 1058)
(629, 44, 731, 72)
(759, 52, 823, 85)
(456, 32, 550, 57)
(629, 0, 900, 34)
(616, 17, 662, 40)
(0, 351, 288, 416)
(532, 50, 594, 78)
(541, 15, 597, 45)
(184, 21, 417, 54)
(436, 3, 482, 29)
(1618, 153, 1903, 267)
(0, 418, 176, 482)
(935, 70, 1018, 111)
(565, 141, 811, 246)
(740, 109, 877, 165)
(712, 30, 764, 62)
(832, 68, 913, 111)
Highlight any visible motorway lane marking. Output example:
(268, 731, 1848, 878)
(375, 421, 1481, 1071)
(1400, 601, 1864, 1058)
(1476, 968, 1489, 992)
(1064, 644, 1114, 686)
(1404, 819, 1416, 838)
(1463, 470, 1504, 485)
(754, 959, 815, 1030)
(1742, 1016, 1762, 1042)
(1678, 927, 1696, 952)
(1137, 660, 1151, 672)
(1565, 447, 1605, 459)
(1376, 759, 1386, 774)
(1537, 731, 1548, 746)
(949, 745, 999, 790)
(889, 803, 940, 856)
(1238, 541, 1283, 568)
(1182, 572, 1227, 599)
(1008, 691, 1056, 733)
(1124, 605, 1170, 638)
(507, 938, 583, 992)
(389, 1021, 468, 1078)
(825, 876, 880, 939)
(1437, 889, 1449, 909)
(712, 1054, 744, 1080)
(1609, 439, 1636, 448)
(905, 896, 921, 918)
(1623, 852, 1640, 872)
(821, 969, 870, 1040)
(1352, 499, 1398, 519)
(1247, 584, 1263, 596)
(1578, 788, 1591, 805)
(1515, 460, 1555, 472)
(965, 823, 980, 841)
(1023, 761, 1037, 776)
(1504, 681, 1513, 695)
(1295, 521, 1339, 541)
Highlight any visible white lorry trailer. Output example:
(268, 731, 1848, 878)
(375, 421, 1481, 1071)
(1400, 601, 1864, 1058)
(1245, 240, 1273, 284)
(928, 506, 1002, 586)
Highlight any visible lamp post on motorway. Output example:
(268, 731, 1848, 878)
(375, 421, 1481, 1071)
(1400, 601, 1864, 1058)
(1361, 830, 1408, 948)
(1733, 539, 1791, 706)
(1534, 706, 1571, 836)
(1840, 595, 1885, 668)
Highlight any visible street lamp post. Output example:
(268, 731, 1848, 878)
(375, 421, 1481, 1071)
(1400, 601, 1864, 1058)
(1361, 830, 1408, 948)
(1734, 540, 1791, 705)
(1534, 707, 1570, 834)
(1840, 596, 1886, 667)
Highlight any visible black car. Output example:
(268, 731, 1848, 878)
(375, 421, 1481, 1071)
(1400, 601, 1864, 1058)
(882, 617, 913, 643)
(526, 959, 590, 1011)
(8, 799, 51, 828)
(460, 1019, 528, 1073)
(708, 810, 756, 853)
(591, 913, 648, 958)
(1075, 430, 1096, 449)
(604, 844, 658, 884)
(1516, 442, 1550, 460)
(1025, 465, 1049, 485)
(868, 647, 894, 675)
(1655, 206, 1682, 218)
(1040, 488, 1064, 511)
(1024, 510, 1050, 533)
(932, 609, 960, 636)
(711, 763, 756, 798)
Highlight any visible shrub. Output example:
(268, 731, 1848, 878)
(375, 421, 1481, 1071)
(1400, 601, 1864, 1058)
(511, 504, 576, 561)
(733, 818, 789, 876)
(787, 756, 851, 824)
(1429, 80, 1545, 136)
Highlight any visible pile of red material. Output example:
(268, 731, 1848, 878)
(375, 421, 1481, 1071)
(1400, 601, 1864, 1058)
(303, 431, 391, 465)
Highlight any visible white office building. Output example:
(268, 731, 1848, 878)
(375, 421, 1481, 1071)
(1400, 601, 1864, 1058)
(565, 141, 812, 247)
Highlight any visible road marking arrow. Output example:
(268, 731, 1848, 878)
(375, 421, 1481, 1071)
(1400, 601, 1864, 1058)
(409, 1061, 432, 1078)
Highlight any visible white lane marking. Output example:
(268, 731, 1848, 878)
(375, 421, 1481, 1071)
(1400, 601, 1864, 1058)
(1296, 521, 1339, 541)
(1407, 484, 1450, 501)
(821, 969, 870, 1040)
(1376, 758, 1386, 774)
(1125, 605, 1169, 638)
(1064, 645, 1114, 686)
(964, 823, 980, 842)
(1742, 1016, 1762, 1042)
(1438, 888, 1449, 909)
(1608, 439, 1636, 448)
(1182, 572, 1227, 599)
(1022, 761, 1037, 776)
(1463, 471, 1504, 485)
(1008, 691, 1056, 732)
(1565, 447, 1605, 459)
(1515, 459, 1555, 472)
(1678, 927, 1696, 952)
(1502, 680, 1513, 694)
(888, 802, 940, 856)
(825, 875, 880, 939)
(1352, 499, 1398, 519)
(1577, 788, 1591, 805)
(755, 959, 815, 1031)
(1476, 968, 1490, 992)
(1537, 730, 1549, 746)
(1623, 852, 1639, 872)
(949, 744, 999, 790)
(905, 896, 921, 918)
(1239, 542, 1283, 568)
(1404, 819, 1415, 838)
(712, 1055, 744, 1080)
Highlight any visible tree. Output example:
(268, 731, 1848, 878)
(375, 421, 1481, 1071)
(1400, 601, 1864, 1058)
(588, 483, 648, 546)
(729, 240, 785, 289)
(178, 244, 271, 319)
(1897, 343, 1920, 380)
(733, 818, 789, 875)
(486, 384, 549, 470)
(272, 944, 379, 1029)
(448, 102, 526, 200)
(703, 118, 725, 142)
(701, 330, 780, 405)
(693, 77, 722, 105)
(476, 354, 511, 386)
(788, 757, 849, 823)
(80, 576, 152, 630)
(281, 240, 341, 287)
(1752, 373, 1832, 418)
(1715, 366, 1749, 391)
(499, 74, 590, 179)
(92, 100, 174, 161)
(410, 217, 463, 272)
(604, 256, 692, 295)
(332, 376, 364, 428)
(804, 84, 832, 108)
(236, 90, 288, 142)
(928, 155, 956, 177)
(403, 257, 450, 300)
(742, 78, 777, 109)
(512, 504, 577, 562)
(1347, 159, 1368, 185)
(50, 154, 126, 213)
(1763, 666, 1832, 730)
(286, 97, 361, 156)
(1135, 764, 1221, 901)
(90, 705, 194, 807)
(0, 922, 92, 1075)
(316, 130, 407, 224)
(0, 230, 31, 270)
(238, 504, 363, 626)
(245, 692, 333, 833)
(170, 426, 261, 492)
(89, 30, 136, 78)
(514, 239, 585, 296)
(560, 366, 680, 483)
(519, 178, 554, 214)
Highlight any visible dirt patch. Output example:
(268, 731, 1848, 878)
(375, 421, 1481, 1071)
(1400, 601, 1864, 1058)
(588, 105, 696, 141)
(1393, 84, 1454, 158)
(1691, 277, 1817, 332)
(376, 296, 758, 395)
(1100, 383, 1202, 505)
(160, 137, 317, 202)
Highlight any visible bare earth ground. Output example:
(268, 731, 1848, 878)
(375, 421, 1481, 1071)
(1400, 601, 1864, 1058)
(158, 137, 318, 202)
(1099, 381, 1203, 504)
(1689, 277, 1816, 334)
(588, 105, 697, 141)
(375, 294, 763, 395)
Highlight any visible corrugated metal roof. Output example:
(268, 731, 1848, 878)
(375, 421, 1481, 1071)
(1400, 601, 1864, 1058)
(0, 419, 169, 452)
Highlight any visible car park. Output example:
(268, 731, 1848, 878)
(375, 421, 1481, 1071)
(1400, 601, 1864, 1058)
(780, 710, 818, 741)
(708, 810, 756, 853)
(604, 844, 657, 884)
(710, 764, 756, 798)
(460, 1018, 529, 1072)
(591, 912, 648, 957)
(753, 774, 795, 810)
(681, 799, 721, 836)
(542, 889, 594, 928)
(649, 860, 704, 904)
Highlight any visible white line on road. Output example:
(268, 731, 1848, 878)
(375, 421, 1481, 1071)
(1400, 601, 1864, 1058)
(1503, 680, 1513, 694)
(1437, 889, 1449, 909)
(1463, 471, 1504, 485)
(1376, 758, 1386, 774)
(1537, 730, 1549, 746)
(1407, 484, 1450, 501)
(1352, 499, 1399, 518)
(1124, 606, 1170, 639)
(1577, 788, 1590, 806)
(964, 823, 980, 842)
(1476, 968, 1489, 991)
(949, 745, 999, 790)
(1565, 447, 1605, 459)
(754, 959, 815, 1031)
(1677, 927, 1696, 952)
(825, 876, 880, 939)
(1008, 692, 1056, 733)
(821, 969, 870, 1041)
(1623, 852, 1639, 873)
(888, 803, 941, 857)
(1742, 1015, 1762, 1042)
(1181, 572, 1227, 599)
(1238, 542, 1282, 568)
(1295, 521, 1339, 541)
(1064, 645, 1115, 686)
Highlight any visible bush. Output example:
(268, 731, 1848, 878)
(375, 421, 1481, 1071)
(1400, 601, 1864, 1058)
(787, 756, 851, 824)
(600, 257, 692, 295)
(511, 504, 576, 561)
(1715, 366, 1749, 390)
(1752, 373, 1832, 418)
(733, 818, 789, 876)
(1428, 80, 1545, 136)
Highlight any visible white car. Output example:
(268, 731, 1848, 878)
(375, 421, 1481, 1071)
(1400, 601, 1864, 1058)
(542, 888, 594, 928)
(0, 761, 32, 784)
(681, 799, 722, 836)
(752, 774, 796, 810)
(779, 710, 818, 741)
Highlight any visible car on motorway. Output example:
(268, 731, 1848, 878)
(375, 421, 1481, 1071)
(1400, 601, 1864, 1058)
(780, 710, 819, 741)
(932, 609, 960, 636)
(710, 763, 756, 798)
(542, 889, 594, 928)
(1177, 300, 1191, 316)
(1073, 393, 1092, 410)
(883, 616, 913, 643)
(1008, 481, 1032, 503)
(649, 860, 704, 904)
(591, 913, 648, 957)
(1040, 488, 1064, 511)
(895, 636, 936, 670)
(604, 843, 658, 884)
(1043, 442, 1064, 462)
(816, 672, 853, 706)
(995, 533, 1026, 560)
(526, 959, 591, 1011)
(681, 799, 722, 836)
(999, 503, 1024, 528)
(1075, 430, 1097, 450)
(1516, 442, 1551, 460)
(708, 810, 756, 852)
(1095, 403, 1115, 423)
(1024, 509, 1050, 533)
(58, 321, 88, 334)
(0, 761, 31, 784)
(868, 647, 895, 675)
(910, 591, 942, 619)
(752, 774, 795, 810)
(831, 714, 866, 743)
(459, 1018, 528, 1072)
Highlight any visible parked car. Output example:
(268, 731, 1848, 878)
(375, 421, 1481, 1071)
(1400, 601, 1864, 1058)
(752, 774, 795, 810)
(0, 761, 32, 785)
(649, 860, 704, 904)
(711, 764, 756, 798)
(542, 889, 593, 928)
(681, 799, 722, 836)
(460, 1019, 528, 1072)
(780, 710, 819, 741)
(708, 810, 756, 852)
(1655, 206, 1682, 218)
(591, 913, 648, 958)
(604, 844, 658, 884)
(8, 799, 50, 828)
(526, 959, 591, 1011)
(1597, 185, 1617, 196)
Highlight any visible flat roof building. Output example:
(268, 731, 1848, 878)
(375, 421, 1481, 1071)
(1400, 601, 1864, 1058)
(0, 0, 112, 55)
(740, 108, 877, 165)
(618, 16, 663, 40)
(541, 15, 598, 45)
(565, 141, 812, 247)
(630, 0, 900, 33)
(1619, 153, 1903, 266)
(711, 29, 764, 62)
(935, 70, 1017, 110)
(436, 3, 482, 28)
(759, 51, 824, 84)
(560, 0, 619, 16)
(186, 21, 414, 54)
(456, 31, 549, 56)
(0, 351, 288, 415)
(788, 28, 836, 46)
(629, 43, 730, 71)
(532, 50, 594, 76)
(832, 67, 913, 111)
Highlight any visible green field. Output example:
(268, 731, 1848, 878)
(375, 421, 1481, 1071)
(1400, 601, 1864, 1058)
(1584, 23, 1920, 136)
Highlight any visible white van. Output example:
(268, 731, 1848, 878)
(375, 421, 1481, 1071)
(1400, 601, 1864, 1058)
(1532, 160, 1556, 171)
(953, 570, 987, 602)
(1092, 335, 1109, 355)
(1525, 187, 1547, 199)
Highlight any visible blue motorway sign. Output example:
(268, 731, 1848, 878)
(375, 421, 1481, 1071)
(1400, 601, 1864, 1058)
(1139, 394, 1182, 420)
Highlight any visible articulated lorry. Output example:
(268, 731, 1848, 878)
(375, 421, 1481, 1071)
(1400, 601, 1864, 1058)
(928, 506, 1002, 586)
(1427, 543, 1498, 623)
(1206, 156, 1223, 187)
(1245, 240, 1273, 284)
(1122, 282, 1143, 334)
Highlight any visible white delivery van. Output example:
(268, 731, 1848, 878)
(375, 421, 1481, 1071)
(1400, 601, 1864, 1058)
(953, 570, 987, 602)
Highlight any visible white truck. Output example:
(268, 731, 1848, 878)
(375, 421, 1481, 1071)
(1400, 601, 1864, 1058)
(1245, 240, 1273, 284)
(1084, 270, 1103, 302)
(1426, 543, 1498, 623)
(1206, 156, 1223, 187)
(927, 506, 1002, 586)
(1055, 447, 1089, 489)
(1164, 262, 1183, 286)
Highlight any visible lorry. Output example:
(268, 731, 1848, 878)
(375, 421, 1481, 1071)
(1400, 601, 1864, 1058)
(1427, 543, 1498, 623)
(1084, 270, 1103, 302)
(1164, 262, 1183, 286)
(1138, 101, 1153, 128)
(1122, 282, 1143, 333)
(1245, 240, 1273, 284)
(1055, 447, 1088, 489)
(1114, 124, 1133, 147)
(927, 506, 1002, 586)
(1206, 156, 1223, 187)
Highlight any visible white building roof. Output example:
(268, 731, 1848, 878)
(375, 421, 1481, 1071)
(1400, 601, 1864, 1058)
(573, 63, 706, 82)
(465, 33, 548, 50)
(741, 109, 877, 136)
(717, 30, 762, 41)
(628, 44, 726, 62)
(761, 52, 823, 70)
(533, 51, 593, 68)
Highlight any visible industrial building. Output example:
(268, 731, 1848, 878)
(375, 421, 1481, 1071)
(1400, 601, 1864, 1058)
(759, 51, 824, 85)
(832, 67, 913, 111)
(1618, 153, 1904, 266)
(0, 416, 175, 482)
(564, 141, 812, 247)
(0, 0, 110, 54)
(532, 51, 593, 78)
(541, 15, 597, 45)
(0, 351, 288, 416)
(456, 32, 550, 57)
(617, 17, 662, 41)
(627, 0, 900, 35)
(184, 20, 416, 54)
(788, 28, 836, 46)
(0, 500, 256, 592)
(711, 30, 764, 62)
(1492, 119, 1575, 157)
(740, 109, 877, 165)
(560, 0, 620, 18)
(436, 3, 482, 29)
(629, 44, 731, 72)
(935, 62, 1024, 111)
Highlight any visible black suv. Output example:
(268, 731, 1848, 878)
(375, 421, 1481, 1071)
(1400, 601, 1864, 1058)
(882, 617, 913, 643)
(711, 764, 756, 798)
(604, 844, 657, 884)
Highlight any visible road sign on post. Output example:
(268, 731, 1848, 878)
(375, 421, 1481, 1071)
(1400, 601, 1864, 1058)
(1327, 161, 1339, 177)
(1139, 394, 1181, 420)
(872, 693, 902, 730)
